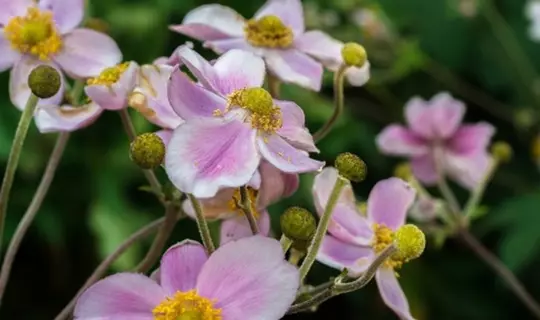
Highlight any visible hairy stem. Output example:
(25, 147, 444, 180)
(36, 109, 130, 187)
(240, 186, 259, 235)
(188, 194, 215, 253)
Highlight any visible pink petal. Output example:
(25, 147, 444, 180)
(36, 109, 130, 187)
(152, 42, 192, 66)
(74, 273, 165, 319)
(196, 236, 299, 320)
(167, 67, 226, 120)
(39, 0, 84, 34)
(257, 134, 324, 174)
(205, 37, 261, 55)
(445, 151, 493, 190)
(154, 129, 173, 147)
(448, 123, 495, 155)
(85, 61, 138, 110)
(316, 235, 374, 277)
(376, 268, 414, 320)
(410, 154, 438, 185)
(165, 116, 261, 198)
(265, 49, 323, 91)
(429, 92, 466, 138)
(254, 0, 305, 35)
(294, 30, 342, 70)
(9, 57, 65, 111)
(276, 100, 318, 152)
(159, 240, 208, 295)
(0, 0, 32, 25)
(367, 178, 416, 230)
(220, 210, 271, 245)
(257, 161, 299, 207)
(0, 34, 20, 72)
(54, 28, 122, 78)
(376, 125, 428, 157)
(170, 4, 245, 41)
(404, 96, 431, 138)
(212, 49, 266, 95)
(34, 102, 103, 133)
(345, 62, 371, 87)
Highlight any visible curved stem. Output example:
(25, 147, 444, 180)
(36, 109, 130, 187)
(313, 65, 348, 142)
(240, 186, 259, 235)
(0, 94, 40, 250)
(188, 194, 215, 253)
(0, 132, 70, 303)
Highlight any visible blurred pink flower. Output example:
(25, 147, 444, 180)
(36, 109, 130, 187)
(1, 0, 121, 110)
(34, 102, 103, 133)
(314, 167, 417, 320)
(74, 236, 299, 319)
(376, 92, 495, 189)
(165, 46, 322, 198)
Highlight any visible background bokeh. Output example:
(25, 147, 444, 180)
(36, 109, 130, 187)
(1, 0, 540, 319)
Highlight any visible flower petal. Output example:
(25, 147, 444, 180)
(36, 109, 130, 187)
(410, 155, 438, 185)
(345, 62, 371, 87)
(294, 30, 342, 69)
(0, 0, 32, 25)
(257, 161, 299, 207)
(34, 102, 103, 133)
(154, 129, 173, 147)
(39, 0, 84, 34)
(176, 43, 225, 93)
(54, 28, 122, 78)
(276, 100, 318, 152)
(160, 240, 208, 295)
(265, 49, 323, 91)
(376, 125, 428, 157)
(445, 151, 493, 190)
(182, 188, 237, 221)
(220, 210, 271, 245)
(254, 0, 304, 35)
(170, 4, 245, 41)
(0, 34, 20, 72)
(9, 57, 65, 111)
(257, 134, 324, 174)
(85, 61, 138, 110)
(448, 123, 495, 155)
(197, 236, 299, 320)
(212, 49, 266, 95)
(205, 38, 262, 55)
(376, 268, 414, 320)
(367, 178, 416, 230)
(316, 235, 374, 277)
(165, 116, 260, 198)
(74, 273, 165, 320)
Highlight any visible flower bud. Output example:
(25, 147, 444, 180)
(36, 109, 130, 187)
(280, 207, 316, 250)
(28, 65, 61, 99)
(491, 141, 512, 163)
(335, 152, 367, 182)
(341, 42, 367, 67)
(129, 133, 165, 169)
(393, 224, 425, 262)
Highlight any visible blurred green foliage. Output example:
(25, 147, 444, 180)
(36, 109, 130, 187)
(1, 0, 540, 319)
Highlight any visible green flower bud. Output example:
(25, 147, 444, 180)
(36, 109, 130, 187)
(335, 152, 367, 182)
(393, 224, 426, 262)
(491, 141, 512, 163)
(280, 207, 317, 249)
(28, 65, 61, 99)
(341, 42, 367, 67)
(129, 133, 165, 169)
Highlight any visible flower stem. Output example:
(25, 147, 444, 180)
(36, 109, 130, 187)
(298, 176, 347, 281)
(188, 194, 215, 253)
(288, 248, 305, 266)
(433, 147, 462, 222)
(0, 93, 40, 250)
(267, 72, 281, 98)
(280, 235, 292, 253)
(240, 186, 259, 235)
(313, 65, 348, 143)
(0, 132, 69, 303)
(463, 160, 499, 219)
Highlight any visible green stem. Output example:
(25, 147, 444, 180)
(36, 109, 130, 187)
(0, 94, 40, 250)
(280, 235, 292, 253)
(188, 194, 215, 253)
(298, 176, 347, 281)
(240, 186, 259, 235)
(463, 160, 499, 219)
(432, 147, 462, 222)
(313, 65, 348, 142)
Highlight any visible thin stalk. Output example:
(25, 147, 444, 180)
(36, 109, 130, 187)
(267, 73, 281, 98)
(188, 194, 215, 253)
(433, 147, 462, 220)
(240, 186, 259, 235)
(280, 235, 292, 253)
(463, 160, 499, 219)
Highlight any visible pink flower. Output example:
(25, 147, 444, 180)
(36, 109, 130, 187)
(376, 92, 495, 189)
(34, 102, 103, 133)
(171, 0, 350, 91)
(165, 46, 323, 198)
(314, 167, 417, 320)
(1, 0, 121, 110)
(75, 236, 299, 320)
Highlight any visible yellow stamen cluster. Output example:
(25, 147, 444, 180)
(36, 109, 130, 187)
(244, 15, 293, 48)
(372, 223, 426, 272)
(228, 187, 259, 219)
(4, 7, 62, 61)
(153, 290, 221, 320)
(225, 88, 283, 133)
(87, 62, 130, 86)
(372, 223, 403, 270)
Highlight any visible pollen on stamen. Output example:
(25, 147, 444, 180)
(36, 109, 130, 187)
(227, 88, 283, 133)
(244, 15, 294, 48)
(87, 62, 130, 86)
(152, 290, 222, 320)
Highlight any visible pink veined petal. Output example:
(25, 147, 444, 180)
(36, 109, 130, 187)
(39, 0, 84, 34)
(159, 240, 208, 295)
(276, 100, 318, 153)
(445, 151, 493, 190)
(376, 268, 415, 320)
(316, 235, 374, 277)
(150, 268, 161, 284)
(167, 67, 227, 120)
(85, 61, 138, 110)
(367, 178, 416, 230)
(312, 167, 356, 214)
(220, 210, 271, 245)
(410, 154, 438, 185)
(257, 161, 299, 207)
(404, 96, 432, 139)
(9, 57, 65, 111)
(448, 123, 495, 155)
(154, 129, 173, 147)
(376, 125, 428, 157)
(34, 103, 103, 133)
(54, 28, 122, 78)
(176, 45, 221, 92)
(345, 62, 371, 87)
(265, 49, 323, 91)
(0, 34, 20, 72)
(257, 134, 324, 174)
(254, 0, 305, 35)
(0, 0, 33, 25)
(204, 38, 263, 55)
(212, 49, 266, 95)
(74, 273, 166, 320)
(294, 30, 342, 70)
(248, 169, 262, 189)
(165, 116, 261, 198)
(196, 236, 299, 320)
(170, 4, 245, 41)
(429, 92, 466, 139)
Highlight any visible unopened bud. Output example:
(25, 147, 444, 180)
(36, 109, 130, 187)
(129, 133, 165, 169)
(341, 42, 367, 67)
(280, 207, 316, 250)
(335, 152, 367, 182)
(491, 141, 512, 163)
(28, 65, 61, 98)
(393, 224, 426, 262)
